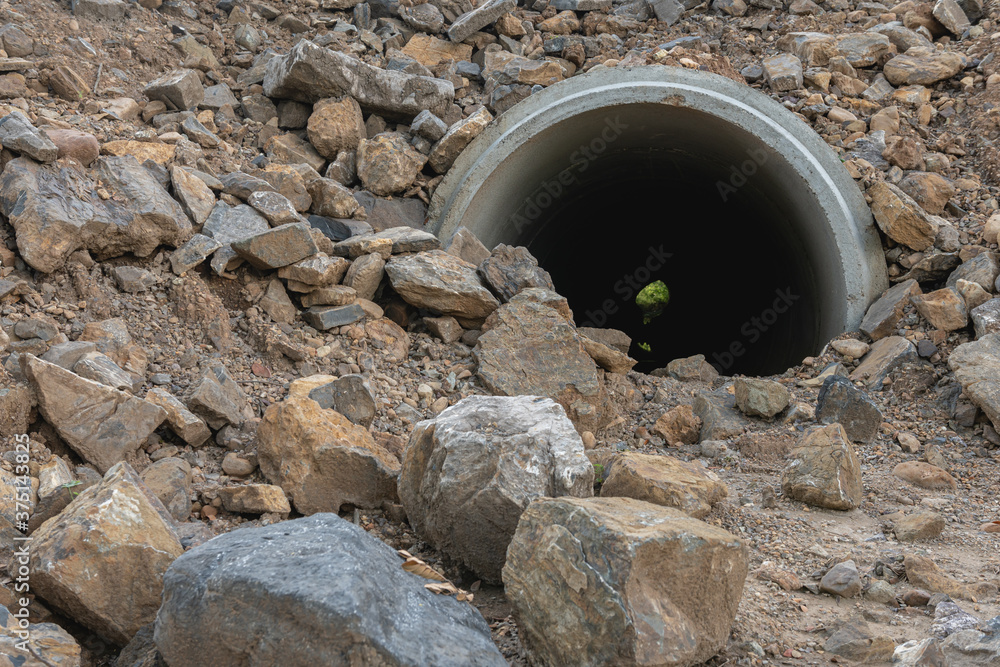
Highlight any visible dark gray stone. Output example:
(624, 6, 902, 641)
(202, 203, 270, 245)
(153, 514, 505, 667)
(816, 375, 882, 443)
(478, 244, 555, 302)
(308, 374, 377, 427)
(303, 303, 366, 330)
(171, 234, 222, 275)
(0, 111, 58, 163)
(308, 215, 374, 242)
(186, 365, 246, 429)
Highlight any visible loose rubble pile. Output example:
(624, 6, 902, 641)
(0, 0, 999, 665)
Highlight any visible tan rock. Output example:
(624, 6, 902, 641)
(13, 462, 183, 645)
(258, 392, 400, 514)
(781, 423, 863, 510)
(600, 453, 727, 518)
(101, 140, 176, 165)
(652, 404, 701, 445)
(43, 128, 100, 167)
(357, 133, 427, 196)
(307, 96, 365, 159)
(401, 34, 473, 68)
(428, 107, 492, 174)
(25, 355, 166, 473)
(581, 336, 636, 374)
(503, 497, 748, 667)
(145, 388, 211, 447)
(894, 511, 945, 541)
(910, 287, 968, 331)
(869, 181, 939, 251)
(218, 484, 290, 515)
(904, 554, 996, 601)
(734, 377, 790, 418)
(893, 461, 957, 489)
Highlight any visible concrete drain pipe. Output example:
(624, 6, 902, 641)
(428, 66, 889, 376)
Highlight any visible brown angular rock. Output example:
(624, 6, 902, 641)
(910, 287, 968, 331)
(869, 181, 939, 251)
(652, 404, 701, 445)
(734, 377, 790, 418)
(24, 355, 166, 473)
(43, 128, 100, 167)
(258, 386, 399, 515)
(884, 47, 965, 86)
(478, 244, 555, 302)
(861, 280, 922, 340)
(385, 250, 499, 326)
(140, 457, 192, 522)
(12, 462, 183, 645)
(503, 497, 748, 667)
(893, 461, 957, 490)
(894, 512, 946, 541)
(145, 388, 212, 447)
(781, 423, 863, 510)
(357, 133, 427, 196)
(904, 555, 995, 601)
(232, 222, 319, 270)
(428, 107, 493, 174)
(217, 484, 291, 515)
(307, 96, 366, 159)
(474, 300, 612, 433)
(600, 453, 728, 518)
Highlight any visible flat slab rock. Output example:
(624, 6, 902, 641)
(0, 156, 192, 273)
(154, 514, 506, 667)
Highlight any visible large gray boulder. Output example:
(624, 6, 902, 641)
(0, 156, 192, 273)
(503, 496, 749, 667)
(399, 395, 593, 583)
(154, 514, 506, 666)
(949, 333, 1000, 433)
(264, 40, 454, 118)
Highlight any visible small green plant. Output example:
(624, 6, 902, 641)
(636, 281, 670, 324)
(62, 480, 83, 497)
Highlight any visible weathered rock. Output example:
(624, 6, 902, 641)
(836, 33, 890, 67)
(581, 337, 637, 374)
(372, 226, 442, 254)
(652, 404, 701, 446)
(303, 303, 366, 330)
(898, 171, 956, 216)
(904, 554, 995, 601)
(73, 351, 135, 392)
(475, 300, 612, 432)
(264, 40, 454, 118)
(44, 128, 100, 167)
(217, 484, 290, 515)
(386, 250, 499, 325)
(400, 395, 592, 582)
(503, 496, 748, 667)
(869, 181, 940, 251)
(113, 266, 156, 294)
(948, 251, 1000, 290)
(424, 315, 464, 344)
(186, 365, 246, 430)
(734, 377, 789, 418)
(850, 335, 918, 389)
(342, 253, 386, 301)
(446, 226, 491, 266)
(970, 298, 1000, 338)
(140, 457, 192, 522)
(258, 387, 399, 514)
(0, 113, 58, 164)
(170, 167, 216, 227)
(145, 388, 211, 447)
(278, 253, 348, 286)
(154, 514, 505, 666)
(0, 603, 81, 665)
(884, 47, 966, 86)
(821, 560, 863, 598)
(171, 234, 221, 274)
(307, 177, 359, 218)
(781, 423, 863, 510)
(411, 110, 448, 142)
(14, 462, 182, 645)
(663, 354, 720, 382)
(895, 511, 946, 541)
(248, 190, 301, 225)
(825, 619, 896, 662)
(143, 69, 204, 111)
(816, 375, 882, 443)
(933, 0, 970, 35)
(266, 133, 326, 173)
(201, 202, 270, 245)
(893, 461, 957, 490)
(220, 171, 276, 201)
(600, 453, 727, 518)
(448, 0, 517, 42)
(307, 95, 365, 159)
(357, 133, 427, 196)
(477, 244, 555, 302)
(231, 222, 318, 270)
(307, 374, 377, 428)
(947, 333, 1000, 432)
(776, 32, 838, 66)
(861, 279, 922, 340)
(428, 107, 493, 173)
(0, 156, 192, 273)
(763, 53, 804, 91)
(910, 287, 968, 331)
(24, 355, 165, 473)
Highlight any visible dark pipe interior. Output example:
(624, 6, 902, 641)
(518, 134, 821, 376)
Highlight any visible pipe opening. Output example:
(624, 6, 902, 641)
(431, 69, 888, 375)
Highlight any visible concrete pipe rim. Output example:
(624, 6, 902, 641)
(429, 65, 889, 373)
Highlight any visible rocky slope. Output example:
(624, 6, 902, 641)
(0, 0, 999, 665)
